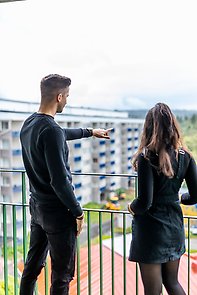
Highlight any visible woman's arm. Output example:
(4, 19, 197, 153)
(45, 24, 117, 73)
(129, 154, 154, 215)
(181, 157, 197, 205)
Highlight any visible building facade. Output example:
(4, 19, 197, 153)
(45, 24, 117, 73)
(0, 98, 144, 240)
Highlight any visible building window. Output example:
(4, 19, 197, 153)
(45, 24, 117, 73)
(1, 139, 9, 149)
(93, 158, 98, 163)
(99, 163, 106, 168)
(12, 131, 20, 137)
(74, 156, 81, 162)
(2, 176, 10, 186)
(12, 149, 22, 156)
(99, 140, 105, 145)
(1, 121, 9, 130)
(100, 186, 106, 192)
(74, 169, 82, 173)
(2, 195, 9, 202)
(74, 183, 82, 189)
(74, 143, 81, 149)
(0, 158, 10, 168)
(13, 185, 22, 192)
(77, 196, 82, 201)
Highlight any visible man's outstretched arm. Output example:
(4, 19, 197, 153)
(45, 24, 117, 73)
(65, 127, 113, 140)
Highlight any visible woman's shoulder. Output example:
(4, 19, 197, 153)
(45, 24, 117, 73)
(178, 148, 196, 167)
(179, 148, 193, 159)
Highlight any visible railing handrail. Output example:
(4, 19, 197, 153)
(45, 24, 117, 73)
(0, 201, 197, 220)
(0, 168, 137, 178)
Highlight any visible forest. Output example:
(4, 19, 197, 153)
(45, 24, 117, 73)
(178, 114, 197, 161)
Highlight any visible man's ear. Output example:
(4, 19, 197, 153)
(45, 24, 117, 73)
(57, 93, 62, 102)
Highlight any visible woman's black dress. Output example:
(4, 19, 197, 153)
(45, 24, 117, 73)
(129, 149, 197, 263)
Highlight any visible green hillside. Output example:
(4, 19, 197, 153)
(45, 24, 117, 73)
(178, 114, 197, 161)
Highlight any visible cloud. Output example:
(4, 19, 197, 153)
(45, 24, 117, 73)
(0, 0, 197, 110)
(121, 97, 147, 109)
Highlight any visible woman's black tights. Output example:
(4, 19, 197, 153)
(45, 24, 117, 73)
(139, 259, 186, 295)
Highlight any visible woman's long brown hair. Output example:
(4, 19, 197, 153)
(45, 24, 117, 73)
(132, 103, 185, 178)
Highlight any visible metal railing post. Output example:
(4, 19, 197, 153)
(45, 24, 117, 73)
(123, 213, 127, 295)
(99, 211, 103, 295)
(111, 212, 115, 295)
(12, 205, 18, 294)
(187, 218, 191, 295)
(21, 171, 27, 262)
(87, 211, 92, 295)
(77, 236, 81, 295)
(3, 204, 8, 295)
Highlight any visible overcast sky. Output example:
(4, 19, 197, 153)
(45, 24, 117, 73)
(0, 0, 197, 110)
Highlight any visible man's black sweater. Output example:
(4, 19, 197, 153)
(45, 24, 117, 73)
(20, 113, 92, 217)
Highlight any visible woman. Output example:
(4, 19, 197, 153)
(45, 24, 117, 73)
(128, 103, 197, 295)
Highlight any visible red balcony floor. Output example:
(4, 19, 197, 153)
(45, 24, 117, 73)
(18, 244, 197, 295)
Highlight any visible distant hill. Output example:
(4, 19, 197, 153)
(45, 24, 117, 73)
(117, 109, 197, 119)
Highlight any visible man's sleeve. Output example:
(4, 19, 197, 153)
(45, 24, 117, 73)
(130, 154, 154, 215)
(42, 126, 83, 217)
(181, 156, 197, 205)
(64, 128, 92, 140)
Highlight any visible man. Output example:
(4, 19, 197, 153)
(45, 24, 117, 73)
(19, 74, 112, 295)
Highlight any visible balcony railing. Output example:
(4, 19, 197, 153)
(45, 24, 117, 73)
(0, 169, 197, 295)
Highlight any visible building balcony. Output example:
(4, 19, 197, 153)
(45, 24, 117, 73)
(12, 184, 22, 193)
(74, 182, 82, 189)
(12, 149, 22, 156)
(12, 131, 20, 138)
(0, 169, 196, 294)
(74, 156, 82, 162)
(74, 143, 81, 149)
(99, 140, 106, 145)
(99, 163, 106, 168)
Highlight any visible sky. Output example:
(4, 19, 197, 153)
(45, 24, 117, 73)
(0, 0, 197, 110)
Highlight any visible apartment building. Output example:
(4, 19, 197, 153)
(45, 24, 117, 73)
(0, 98, 144, 240)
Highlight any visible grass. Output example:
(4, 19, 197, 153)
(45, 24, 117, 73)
(83, 202, 112, 224)
(186, 249, 197, 253)
(82, 189, 136, 225)
(115, 227, 132, 234)
(0, 276, 14, 295)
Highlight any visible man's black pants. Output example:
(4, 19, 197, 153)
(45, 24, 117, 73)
(20, 198, 77, 295)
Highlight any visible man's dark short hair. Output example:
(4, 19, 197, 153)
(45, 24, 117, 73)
(40, 74, 71, 100)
